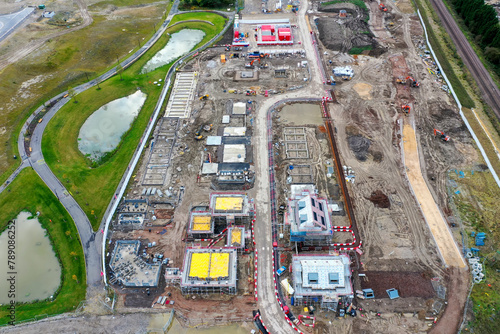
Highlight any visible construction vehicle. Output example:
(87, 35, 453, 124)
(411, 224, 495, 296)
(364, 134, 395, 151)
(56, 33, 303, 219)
(194, 125, 204, 140)
(379, 4, 387, 12)
(406, 76, 420, 88)
(434, 129, 450, 141)
(396, 76, 406, 84)
(245, 58, 259, 68)
(401, 104, 411, 115)
(199, 94, 209, 100)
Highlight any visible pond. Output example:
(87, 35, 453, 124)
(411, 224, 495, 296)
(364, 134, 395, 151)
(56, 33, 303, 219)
(279, 103, 324, 125)
(142, 29, 205, 73)
(78, 90, 147, 161)
(0, 212, 61, 303)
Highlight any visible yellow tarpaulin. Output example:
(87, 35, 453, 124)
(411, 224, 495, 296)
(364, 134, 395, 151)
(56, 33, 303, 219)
(189, 253, 210, 278)
(215, 197, 243, 211)
(192, 216, 211, 231)
(209, 253, 229, 278)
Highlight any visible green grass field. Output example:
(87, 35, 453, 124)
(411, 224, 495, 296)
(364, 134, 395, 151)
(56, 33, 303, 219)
(451, 171, 500, 333)
(42, 14, 226, 231)
(0, 169, 85, 325)
(414, 0, 475, 109)
(0, 2, 169, 185)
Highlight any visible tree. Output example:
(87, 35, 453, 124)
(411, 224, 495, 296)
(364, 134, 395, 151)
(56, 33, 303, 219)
(70, 251, 78, 260)
(485, 47, 500, 65)
(116, 64, 124, 81)
(72, 274, 79, 284)
(68, 87, 77, 103)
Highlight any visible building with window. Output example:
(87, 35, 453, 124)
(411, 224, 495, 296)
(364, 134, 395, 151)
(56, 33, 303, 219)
(291, 254, 353, 309)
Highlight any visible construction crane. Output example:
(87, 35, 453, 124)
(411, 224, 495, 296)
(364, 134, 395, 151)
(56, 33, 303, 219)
(199, 94, 209, 100)
(434, 129, 450, 141)
(379, 4, 387, 12)
(406, 76, 420, 88)
(401, 104, 411, 115)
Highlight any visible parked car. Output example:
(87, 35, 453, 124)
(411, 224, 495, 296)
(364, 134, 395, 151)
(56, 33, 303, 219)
(277, 266, 287, 276)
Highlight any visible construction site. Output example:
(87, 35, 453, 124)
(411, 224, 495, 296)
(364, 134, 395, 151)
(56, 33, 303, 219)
(101, 1, 485, 333)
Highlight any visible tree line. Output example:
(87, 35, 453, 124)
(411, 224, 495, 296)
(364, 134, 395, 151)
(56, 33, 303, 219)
(451, 0, 500, 67)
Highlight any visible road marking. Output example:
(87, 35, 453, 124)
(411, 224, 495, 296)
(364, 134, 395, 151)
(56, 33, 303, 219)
(36, 159, 45, 165)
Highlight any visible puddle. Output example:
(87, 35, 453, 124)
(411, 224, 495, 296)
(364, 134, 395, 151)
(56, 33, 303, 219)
(148, 315, 251, 334)
(0, 212, 61, 303)
(142, 29, 205, 73)
(78, 90, 147, 161)
(279, 103, 324, 125)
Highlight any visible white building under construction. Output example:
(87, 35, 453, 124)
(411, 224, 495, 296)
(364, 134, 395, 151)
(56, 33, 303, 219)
(291, 254, 353, 309)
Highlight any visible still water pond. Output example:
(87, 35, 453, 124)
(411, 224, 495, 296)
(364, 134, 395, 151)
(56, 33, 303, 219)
(142, 29, 205, 73)
(0, 212, 61, 303)
(78, 90, 147, 160)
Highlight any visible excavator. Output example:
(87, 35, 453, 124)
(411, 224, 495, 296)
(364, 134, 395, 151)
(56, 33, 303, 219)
(199, 94, 209, 100)
(401, 104, 411, 115)
(406, 76, 420, 88)
(379, 4, 388, 12)
(434, 129, 450, 141)
(245, 58, 260, 68)
(194, 124, 213, 140)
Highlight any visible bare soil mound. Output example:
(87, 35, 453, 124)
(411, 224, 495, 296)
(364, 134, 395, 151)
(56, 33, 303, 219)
(367, 190, 390, 209)
(348, 134, 371, 161)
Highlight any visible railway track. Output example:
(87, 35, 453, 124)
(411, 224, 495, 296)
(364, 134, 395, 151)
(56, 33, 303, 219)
(429, 0, 500, 119)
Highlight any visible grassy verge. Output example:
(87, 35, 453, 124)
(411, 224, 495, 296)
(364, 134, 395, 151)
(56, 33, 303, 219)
(0, 1, 169, 183)
(462, 108, 500, 177)
(413, 0, 475, 108)
(42, 14, 226, 231)
(450, 171, 500, 333)
(0, 169, 85, 325)
(349, 45, 372, 54)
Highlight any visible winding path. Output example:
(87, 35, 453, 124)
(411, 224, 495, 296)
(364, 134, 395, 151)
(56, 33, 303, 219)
(0, 0, 235, 296)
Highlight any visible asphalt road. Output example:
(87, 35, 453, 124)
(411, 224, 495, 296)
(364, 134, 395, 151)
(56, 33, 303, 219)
(0, 7, 34, 43)
(429, 0, 500, 119)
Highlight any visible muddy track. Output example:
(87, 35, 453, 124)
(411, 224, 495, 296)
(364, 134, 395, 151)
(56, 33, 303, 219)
(429, 0, 500, 119)
(0, 0, 93, 71)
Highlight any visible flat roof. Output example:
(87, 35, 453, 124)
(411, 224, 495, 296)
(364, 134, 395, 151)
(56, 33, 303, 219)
(223, 127, 246, 136)
(215, 197, 243, 211)
(202, 162, 219, 175)
(223, 144, 246, 163)
(207, 136, 222, 146)
(233, 102, 246, 115)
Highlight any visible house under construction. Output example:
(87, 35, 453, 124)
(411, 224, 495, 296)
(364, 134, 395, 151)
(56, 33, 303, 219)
(180, 248, 238, 295)
(209, 192, 254, 226)
(291, 254, 353, 309)
(287, 185, 333, 246)
(187, 211, 214, 239)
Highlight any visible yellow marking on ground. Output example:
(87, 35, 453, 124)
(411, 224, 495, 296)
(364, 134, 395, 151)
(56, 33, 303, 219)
(403, 124, 465, 267)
